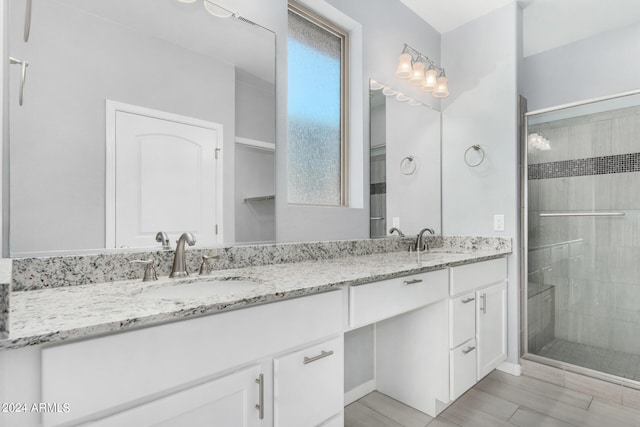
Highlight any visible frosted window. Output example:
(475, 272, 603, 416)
(287, 9, 344, 206)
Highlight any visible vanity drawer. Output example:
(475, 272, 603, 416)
(349, 269, 448, 328)
(274, 336, 343, 427)
(449, 291, 476, 348)
(449, 258, 507, 296)
(450, 339, 477, 401)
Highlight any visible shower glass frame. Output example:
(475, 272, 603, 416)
(521, 88, 640, 386)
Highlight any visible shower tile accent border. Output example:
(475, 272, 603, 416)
(370, 182, 386, 195)
(528, 152, 640, 180)
(11, 236, 510, 291)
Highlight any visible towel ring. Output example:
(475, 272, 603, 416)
(464, 145, 485, 167)
(400, 156, 417, 175)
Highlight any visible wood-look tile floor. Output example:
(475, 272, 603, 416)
(345, 370, 640, 427)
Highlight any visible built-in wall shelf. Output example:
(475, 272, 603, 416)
(235, 136, 275, 152)
(243, 195, 275, 203)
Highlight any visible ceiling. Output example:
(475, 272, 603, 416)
(399, 0, 640, 56)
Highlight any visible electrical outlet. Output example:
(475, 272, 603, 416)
(494, 214, 505, 232)
(392, 217, 400, 228)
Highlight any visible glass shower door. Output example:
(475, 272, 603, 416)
(526, 92, 640, 382)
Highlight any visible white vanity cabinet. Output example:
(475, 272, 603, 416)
(86, 364, 264, 427)
(448, 258, 507, 401)
(476, 281, 507, 379)
(273, 337, 344, 427)
(34, 290, 344, 427)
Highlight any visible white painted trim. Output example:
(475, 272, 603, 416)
(235, 136, 275, 152)
(105, 100, 224, 247)
(344, 379, 375, 406)
(497, 362, 522, 376)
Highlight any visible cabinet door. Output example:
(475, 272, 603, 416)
(476, 281, 507, 380)
(274, 337, 343, 427)
(86, 365, 263, 427)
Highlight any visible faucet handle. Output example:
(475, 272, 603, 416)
(199, 255, 221, 275)
(130, 259, 158, 282)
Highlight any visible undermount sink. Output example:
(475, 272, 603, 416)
(141, 278, 259, 299)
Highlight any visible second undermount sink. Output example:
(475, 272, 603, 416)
(141, 278, 259, 299)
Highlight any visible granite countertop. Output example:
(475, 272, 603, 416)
(1, 248, 509, 350)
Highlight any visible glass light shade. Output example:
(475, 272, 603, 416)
(394, 53, 413, 78)
(382, 86, 397, 96)
(369, 79, 384, 90)
(409, 61, 425, 85)
(203, 0, 234, 18)
(408, 99, 422, 106)
(422, 66, 438, 92)
(395, 93, 409, 102)
(432, 75, 449, 98)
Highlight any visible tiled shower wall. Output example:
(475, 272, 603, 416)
(528, 105, 640, 356)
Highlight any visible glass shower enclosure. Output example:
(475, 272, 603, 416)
(525, 91, 640, 382)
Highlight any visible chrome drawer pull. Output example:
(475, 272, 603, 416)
(255, 374, 264, 419)
(461, 297, 475, 304)
(403, 279, 423, 285)
(462, 346, 476, 354)
(303, 350, 334, 365)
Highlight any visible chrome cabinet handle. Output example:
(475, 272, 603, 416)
(9, 57, 28, 106)
(461, 297, 475, 304)
(462, 346, 476, 354)
(24, 0, 32, 42)
(403, 279, 423, 285)
(255, 374, 264, 420)
(480, 293, 486, 314)
(303, 350, 334, 365)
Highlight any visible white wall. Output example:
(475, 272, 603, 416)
(386, 101, 441, 236)
(441, 3, 521, 364)
(522, 21, 640, 111)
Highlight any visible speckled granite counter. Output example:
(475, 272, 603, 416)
(1, 246, 510, 350)
(0, 259, 11, 339)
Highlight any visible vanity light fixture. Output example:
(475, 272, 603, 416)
(176, 0, 236, 19)
(395, 44, 449, 98)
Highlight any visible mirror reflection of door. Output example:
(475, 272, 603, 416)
(107, 102, 222, 249)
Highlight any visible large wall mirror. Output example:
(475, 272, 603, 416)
(7, 0, 275, 256)
(369, 81, 441, 239)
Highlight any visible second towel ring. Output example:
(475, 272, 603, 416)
(464, 144, 485, 167)
(400, 156, 417, 175)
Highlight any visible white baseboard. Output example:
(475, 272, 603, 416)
(497, 361, 522, 376)
(344, 379, 376, 406)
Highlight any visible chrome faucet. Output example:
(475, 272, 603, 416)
(170, 232, 196, 278)
(389, 227, 405, 237)
(413, 228, 435, 252)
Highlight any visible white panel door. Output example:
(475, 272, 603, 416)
(111, 106, 221, 248)
(86, 365, 263, 427)
(476, 281, 507, 379)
